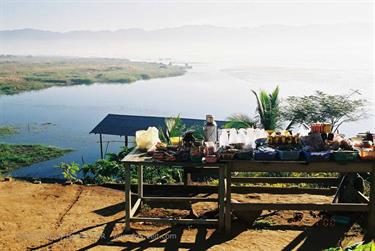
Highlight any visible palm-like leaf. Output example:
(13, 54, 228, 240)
(252, 90, 265, 121)
(224, 114, 255, 129)
(252, 86, 280, 130)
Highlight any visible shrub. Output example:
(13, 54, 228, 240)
(56, 162, 80, 182)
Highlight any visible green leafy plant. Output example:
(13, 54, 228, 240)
(82, 159, 122, 184)
(281, 91, 366, 132)
(252, 220, 273, 229)
(159, 115, 186, 144)
(189, 124, 205, 140)
(56, 162, 80, 182)
(105, 147, 133, 162)
(252, 86, 280, 130)
(324, 241, 374, 251)
(224, 114, 256, 129)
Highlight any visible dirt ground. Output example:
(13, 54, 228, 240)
(0, 180, 367, 251)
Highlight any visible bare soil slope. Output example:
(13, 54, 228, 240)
(0, 180, 364, 250)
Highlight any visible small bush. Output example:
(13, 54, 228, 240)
(56, 162, 80, 182)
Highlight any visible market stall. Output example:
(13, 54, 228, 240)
(121, 115, 375, 237)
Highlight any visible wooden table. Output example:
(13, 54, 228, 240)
(121, 148, 228, 232)
(224, 160, 375, 237)
(122, 149, 375, 238)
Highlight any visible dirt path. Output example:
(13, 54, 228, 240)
(0, 180, 365, 251)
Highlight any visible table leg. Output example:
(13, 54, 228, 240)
(137, 165, 143, 207)
(125, 163, 132, 233)
(225, 163, 232, 235)
(368, 163, 375, 238)
(218, 165, 225, 231)
(183, 169, 192, 186)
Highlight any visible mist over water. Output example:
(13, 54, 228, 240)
(0, 24, 373, 178)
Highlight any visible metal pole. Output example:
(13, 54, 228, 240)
(99, 134, 103, 159)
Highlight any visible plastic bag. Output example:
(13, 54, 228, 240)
(228, 128, 239, 144)
(135, 127, 160, 150)
(218, 129, 229, 147)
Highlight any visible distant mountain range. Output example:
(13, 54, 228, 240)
(1, 23, 371, 41)
(0, 23, 372, 66)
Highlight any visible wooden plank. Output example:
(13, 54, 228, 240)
(130, 217, 218, 225)
(104, 183, 337, 195)
(122, 148, 225, 167)
(130, 198, 141, 217)
(231, 176, 339, 184)
(142, 196, 218, 202)
(356, 191, 369, 204)
(124, 164, 132, 232)
(232, 186, 336, 195)
(225, 163, 232, 235)
(231, 161, 373, 172)
(368, 163, 375, 238)
(218, 165, 225, 231)
(231, 202, 369, 212)
(184, 166, 220, 173)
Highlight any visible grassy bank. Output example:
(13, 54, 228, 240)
(0, 55, 186, 95)
(0, 144, 72, 175)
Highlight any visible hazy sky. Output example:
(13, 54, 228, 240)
(0, 0, 373, 31)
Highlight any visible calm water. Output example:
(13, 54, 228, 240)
(0, 63, 373, 178)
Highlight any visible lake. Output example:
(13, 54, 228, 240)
(1, 62, 373, 178)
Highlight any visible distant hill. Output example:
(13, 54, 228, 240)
(0, 23, 372, 67)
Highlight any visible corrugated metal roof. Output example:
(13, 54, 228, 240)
(90, 114, 226, 136)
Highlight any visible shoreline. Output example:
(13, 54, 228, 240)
(0, 55, 187, 96)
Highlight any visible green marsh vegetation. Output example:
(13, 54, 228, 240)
(0, 144, 72, 175)
(0, 125, 19, 136)
(0, 55, 186, 95)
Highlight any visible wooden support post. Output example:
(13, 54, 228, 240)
(124, 164, 132, 233)
(137, 165, 143, 209)
(225, 163, 232, 235)
(368, 163, 375, 238)
(99, 134, 103, 159)
(125, 135, 128, 148)
(218, 165, 225, 231)
(183, 168, 192, 186)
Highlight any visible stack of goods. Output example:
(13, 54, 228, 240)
(267, 131, 301, 160)
(351, 132, 375, 160)
(254, 146, 278, 160)
(301, 123, 360, 161)
(310, 123, 332, 134)
(136, 118, 374, 163)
